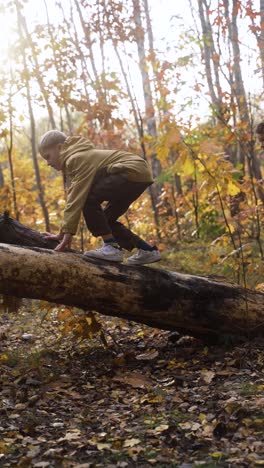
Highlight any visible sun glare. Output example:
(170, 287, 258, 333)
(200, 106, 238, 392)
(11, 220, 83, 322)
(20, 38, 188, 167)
(0, 7, 13, 56)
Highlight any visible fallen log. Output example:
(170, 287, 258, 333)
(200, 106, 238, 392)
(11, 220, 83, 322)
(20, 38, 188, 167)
(0, 213, 264, 342)
(0, 212, 59, 249)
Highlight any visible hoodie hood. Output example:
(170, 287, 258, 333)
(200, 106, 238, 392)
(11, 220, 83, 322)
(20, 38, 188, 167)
(59, 136, 95, 166)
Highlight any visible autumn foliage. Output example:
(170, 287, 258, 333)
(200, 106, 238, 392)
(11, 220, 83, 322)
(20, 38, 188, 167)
(0, 0, 264, 288)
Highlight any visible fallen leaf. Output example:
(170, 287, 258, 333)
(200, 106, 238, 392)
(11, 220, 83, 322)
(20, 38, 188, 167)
(33, 463, 51, 468)
(201, 370, 215, 384)
(58, 431, 81, 442)
(136, 349, 159, 360)
(154, 424, 169, 433)
(0, 354, 9, 362)
(96, 443, 111, 450)
(114, 371, 152, 389)
(123, 438, 141, 448)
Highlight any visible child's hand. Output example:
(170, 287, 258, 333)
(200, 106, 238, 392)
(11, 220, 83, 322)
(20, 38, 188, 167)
(43, 232, 63, 241)
(54, 233, 73, 252)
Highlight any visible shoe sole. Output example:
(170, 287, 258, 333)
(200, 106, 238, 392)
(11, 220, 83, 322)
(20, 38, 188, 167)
(84, 253, 123, 262)
(126, 257, 161, 266)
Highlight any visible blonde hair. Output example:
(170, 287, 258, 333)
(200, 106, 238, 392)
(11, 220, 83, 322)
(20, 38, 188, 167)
(39, 130, 67, 155)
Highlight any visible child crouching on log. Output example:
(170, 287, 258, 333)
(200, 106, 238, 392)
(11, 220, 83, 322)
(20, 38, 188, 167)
(39, 130, 161, 265)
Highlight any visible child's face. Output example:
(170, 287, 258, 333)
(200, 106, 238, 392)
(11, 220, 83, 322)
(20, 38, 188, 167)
(42, 144, 62, 171)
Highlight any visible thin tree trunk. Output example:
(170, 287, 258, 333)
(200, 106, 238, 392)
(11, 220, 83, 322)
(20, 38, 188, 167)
(260, 0, 264, 89)
(69, 0, 92, 113)
(97, 0, 108, 108)
(204, 0, 223, 105)
(227, 0, 250, 124)
(143, 0, 162, 123)
(43, 0, 73, 134)
(132, 0, 162, 204)
(197, 0, 221, 113)
(19, 7, 56, 129)
(143, 0, 182, 223)
(249, 0, 264, 91)
(6, 70, 19, 220)
(113, 43, 141, 136)
(74, 0, 109, 129)
(225, 0, 263, 188)
(15, 1, 50, 231)
(0, 165, 4, 189)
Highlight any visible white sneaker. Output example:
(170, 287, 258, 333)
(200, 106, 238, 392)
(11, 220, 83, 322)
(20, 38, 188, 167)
(127, 249, 161, 266)
(84, 244, 123, 262)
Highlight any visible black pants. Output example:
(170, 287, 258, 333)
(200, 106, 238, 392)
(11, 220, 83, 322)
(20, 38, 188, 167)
(82, 169, 152, 251)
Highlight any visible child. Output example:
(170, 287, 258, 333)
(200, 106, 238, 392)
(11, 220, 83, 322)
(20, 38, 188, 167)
(39, 130, 161, 265)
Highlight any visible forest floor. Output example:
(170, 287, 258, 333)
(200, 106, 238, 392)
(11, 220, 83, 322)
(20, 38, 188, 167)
(1, 299, 264, 468)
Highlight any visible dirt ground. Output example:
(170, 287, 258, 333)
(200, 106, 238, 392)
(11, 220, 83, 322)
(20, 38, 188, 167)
(0, 304, 264, 467)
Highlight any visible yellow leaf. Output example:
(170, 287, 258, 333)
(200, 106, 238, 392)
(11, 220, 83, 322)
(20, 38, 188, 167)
(157, 145, 169, 161)
(182, 157, 194, 176)
(97, 443, 111, 450)
(227, 181, 240, 196)
(0, 354, 9, 362)
(211, 452, 223, 459)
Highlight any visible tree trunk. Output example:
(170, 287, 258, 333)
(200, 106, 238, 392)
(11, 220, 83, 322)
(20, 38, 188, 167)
(6, 66, 19, 220)
(197, 0, 221, 114)
(1, 213, 264, 342)
(228, 0, 250, 125)
(260, 0, 264, 90)
(0, 165, 4, 189)
(248, 0, 264, 91)
(43, 0, 73, 134)
(18, 3, 56, 129)
(74, 0, 110, 129)
(132, 0, 162, 201)
(15, 2, 50, 232)
(69, 0, 92, 114)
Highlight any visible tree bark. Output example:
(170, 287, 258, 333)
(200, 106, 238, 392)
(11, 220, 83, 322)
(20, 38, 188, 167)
(43, 0, 73, 134)
(19, 7, 56, 130)
(260, 0, 264, 90)
(6, 66, 19, 220)
(68, 0, 92, 114)
(75, 0, 109, 130)
(132, 0, 162, 201)
(15, 1, 50, 232)
(197, 0, 222, 114)
(0, 165, 4, 189)
(1, 213, 264, 342)
(248, 0, 264, 91)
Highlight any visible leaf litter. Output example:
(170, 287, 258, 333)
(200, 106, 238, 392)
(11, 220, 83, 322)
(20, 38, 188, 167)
(0, 306, 264, 466)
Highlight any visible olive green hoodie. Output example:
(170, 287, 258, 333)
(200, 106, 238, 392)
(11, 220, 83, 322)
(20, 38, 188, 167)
(59, 136, 154, 234)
